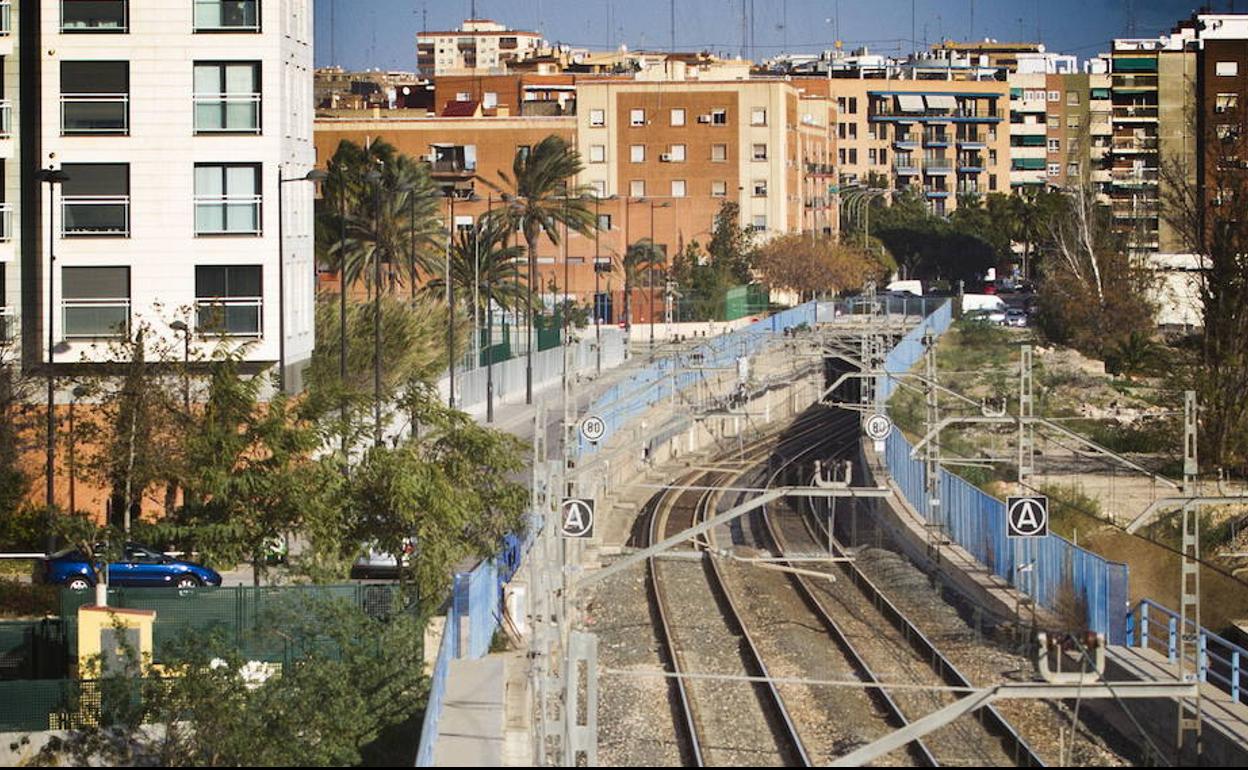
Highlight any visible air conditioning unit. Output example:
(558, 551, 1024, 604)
(697, 114, 712, 124)
(659, 153, 672, 162)
(422, 153, 435, 162)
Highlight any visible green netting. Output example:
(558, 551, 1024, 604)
(0, 620, 68, 680)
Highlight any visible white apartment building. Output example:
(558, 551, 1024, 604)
(417, 19, 542, 76)
(1, 1, 16, 343)
(10, 0, 315, 391)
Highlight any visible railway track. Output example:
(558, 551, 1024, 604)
(639, 405, 1043, 766)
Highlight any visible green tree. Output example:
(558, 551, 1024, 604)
(0, 329, 34, 522)
(706, 200, 755, 283)
(32, 598, 428, 767)
(488, 135, 597, 321)
(319, 139, 443, 294)
(422, 214, 528, 317)
(620, 238, 665, 327)
(337, 385, 528, 603)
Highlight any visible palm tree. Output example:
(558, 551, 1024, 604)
(621, 239, 665, 329)
(318, 139, 443, 294)
(422, 214, 528, 317)
(485, 135, 597, 400)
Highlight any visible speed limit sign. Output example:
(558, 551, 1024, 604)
(580, 415, 606, 443)
(864, 413, 893, 441)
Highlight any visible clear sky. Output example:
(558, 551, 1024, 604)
(313, 0, 1218, 72)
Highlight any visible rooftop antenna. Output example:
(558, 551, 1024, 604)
(470, 0, 476, 19)
(330, 0, 336, 65)
(607, 0, 613, 49)
(670, 0, 675, 52)
(912, 0, 916, 51)
(741, 0, 748, 58)
(969, 0, 974, 42)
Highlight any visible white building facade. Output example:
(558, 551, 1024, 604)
(12, 0, 315, 390)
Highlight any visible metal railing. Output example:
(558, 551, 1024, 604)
(0, 307, 14, 343)
(0, 100, 11, 139)
(1112, 136, 1158, 151)
(0, 1, 10, 36)
(1126, 599, 1248, 703)
(194, 195, 262, 235)
(195, 297, 263, 337)
(62, 298, 131, 339)
(431, 159, 476, 174)
(62, 195, 131, 237)
(61, 93, 130, 134)
(0, 202, 11, 243)
(193, 94, 262, 133)
(193, 0, 260, 32)
(1113, 105, 1159, 120)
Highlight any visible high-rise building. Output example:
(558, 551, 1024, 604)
(417, 19, 543, 77)
(8, 0, 316, 391)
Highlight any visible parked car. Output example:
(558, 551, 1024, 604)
(350, 540, 414, 580)
(41, 543, 222, 591)
(1005, 308, 1028, 327)
(964, 308, 1007, 325)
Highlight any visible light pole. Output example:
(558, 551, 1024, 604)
(334, 161, 350, 469)
(624, 196, 646, 335)
(68, 385, 87, 514)
(367, 164, 385, 446)
(589, 194, 616, 374)
(169, 320, 191, 413)
(648, 200, 671, 356)
(276, 167, 328, 393)
(485, 194, 496, 423)
(36, 167, 69, 523)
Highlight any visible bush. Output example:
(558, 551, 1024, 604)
(0, 578, 59, 618)
(0, 507, 50, 552)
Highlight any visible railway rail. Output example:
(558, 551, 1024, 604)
(639, 405, 1044, 766)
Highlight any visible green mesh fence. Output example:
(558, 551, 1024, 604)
(0, 620, 68, 681)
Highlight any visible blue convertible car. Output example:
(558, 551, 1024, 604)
(41, 543, 223, 591)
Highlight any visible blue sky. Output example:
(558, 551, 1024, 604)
(313, 0, 1214, 72)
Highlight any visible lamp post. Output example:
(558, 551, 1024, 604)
(485, 194, 495, 423)
(334, 161, 350, 469)
(366, 164, 385, 446)
(648, 200, 671, 356)
(624, 196, 646, 336)
(36, 167, 69, 524)
(276, 167, 328, 393)
(589, 194, 616, 374)
(68, 385, 87, 514)
(169, 320, 191, 413)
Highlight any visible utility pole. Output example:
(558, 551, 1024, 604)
(1016, 345, 1037, 639)
(923, 330, 945, 569)
(670, 0, 676, 53)
(1177, 389, 1203, 758)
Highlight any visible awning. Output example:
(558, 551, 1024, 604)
(925, 94, 958, 111)
(896, 94, 925, 113)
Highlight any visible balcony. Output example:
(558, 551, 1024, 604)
(923, 158, 953, 175)
(1112, 74, 1158, 92)
(956, 132, 987, 147)
(193, 94, 261, 133)
(1110, 168, 1159, 186)
(893, 157, 919, 175)
(62, 195, 130, 237)
(61, 93, 129, 135)
(63, 298, 130, 339)
(957, 155, 984, 172)
(1112, 136, 1158, 151)
(195, 195, 262, 235)
(60, 0, 128, 32)
(1112, 105, 1158, 122)
(0, 306, 12, 343)
(956, 184, 981, 196)
(923, 132, 950, 146)
(195, 297, 263, 337)
(893, 135, 919, 148)
(0, 202, 11, 245)
(923, 185, 950, 198)
(431, 159, 476, 176)
(193, 0, 260, 32)
(0, 1, 10, 36)
(0, 100, 10, 139)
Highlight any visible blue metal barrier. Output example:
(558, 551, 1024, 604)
(881, 301, 1129, 641)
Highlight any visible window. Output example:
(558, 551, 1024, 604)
(597, 214, 612, 231)
(838, 123, 847, 139)
(1048, 90, 1060, 102)
(1066, 91, 1079, 106)
(848, 148, 857, 164)
(592, 180, 607, 198)
(62, 266, 129, 338)
(589, 108, 605, 127)
(838, 148, 846, 164)
(711, 144, 727, 162)
(848, 97, 858, 114)
(752, 179, 767, 197)
(1217, 61, 1240, 77)
(751, 108, 767, 126)
(849, 123, 858, 139)
(711, 109, 727, 125)
(668, 144, 686, 162)
(868, 148, 877, 165)
(1217, 123, 1240, 141)
(671, 180, 686, 197)
(194, 62, 261, 133)
(670, 108, 685, 126)
(989, 174, 997, 191)
(61, 0, 128, 32)
(752, 143, 767, 161)
(989, 149, 998, 164)
(588, 144, 606, 163)
(1067, 162, 1079, 177)
(751, 215, 766, 231)
(629, 180, 645, 197)
(1047, 138, 1060, 153)
(483, 91, 498, 109)
(455, 92, 471, 102)
(1067, 114, 1080, 130)
(61, 163, 130, 237)
(195, 164, 261, 235)
(711, 181, 727, 197)
(194, 0, 260, 32)
(630, 144, 645, 163)
(195, 265, 262, 336)
(630, 108, 645, 127)
(61, 61, 129, 135)
(515, 145, 531, 163)
(880, 148, 888, 165)
(1047, 162, 1061, 177)
(1216, 93, 1239, 113)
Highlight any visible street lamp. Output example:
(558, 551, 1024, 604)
(587, 194, 617, 374)
(485, 194, 496, 423)
(624, 196, 647, 336)
(68, 385, 88, 514)
(169, 320, 191, 413)
(333, 160, 350, 469)
(648, 200, 671, 356)
(366, 164, 385, 446)
(444, 190, 480, 409)
(36, 167, 69, 524)
(277, 167, 328, 393)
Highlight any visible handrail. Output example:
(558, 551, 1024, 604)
(194, 195, 263, 235)
(1126, 598, 1247, 703)
(62, 196, 131, 237)
(195, 297, 263, 337)
(62, 298, 131, 339)
(60, 93, 130, 134)
(192, 0, 260, 32)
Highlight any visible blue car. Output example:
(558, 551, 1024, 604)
(42, 542, 223, 591)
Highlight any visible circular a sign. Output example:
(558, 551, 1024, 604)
(1007, 496, 1049, 538)
(561, 498, 595, 538)
(580, 415, 607, 443)
(864, 413, 893, 441)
